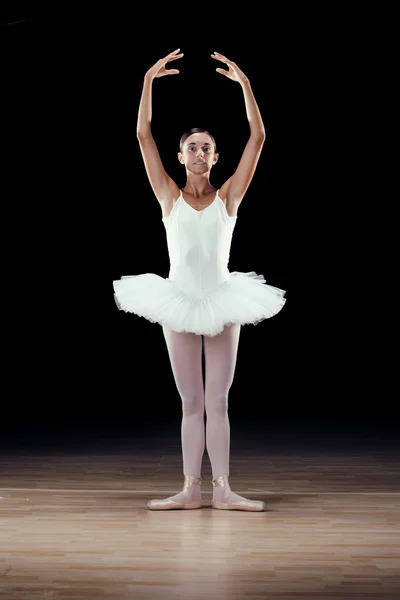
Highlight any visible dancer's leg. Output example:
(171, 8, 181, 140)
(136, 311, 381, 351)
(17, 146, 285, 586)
(204, 323, 266, 511)
(204, 323, 241, 483)
(160, 326, 205, 503)
(205, 323, 262, 506)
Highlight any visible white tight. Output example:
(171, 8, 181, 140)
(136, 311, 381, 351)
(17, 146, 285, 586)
(162, 323, 241, 480)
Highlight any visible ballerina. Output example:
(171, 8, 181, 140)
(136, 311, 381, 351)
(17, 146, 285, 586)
(113, 49, 286, 510)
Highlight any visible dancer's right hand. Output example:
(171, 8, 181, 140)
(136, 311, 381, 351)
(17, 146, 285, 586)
(145, 49, 184, 79)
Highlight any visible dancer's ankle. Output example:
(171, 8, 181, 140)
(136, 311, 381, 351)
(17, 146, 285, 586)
(212, 474, 230, 501)
(182, 475, 202, 501)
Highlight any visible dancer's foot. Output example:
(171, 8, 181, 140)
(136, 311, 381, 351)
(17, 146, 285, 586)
(147, 475, 203, 510)
(211, 475, 266, 511)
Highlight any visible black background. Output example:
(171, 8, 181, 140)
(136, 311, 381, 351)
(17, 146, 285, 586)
(2, 5, 394, 442)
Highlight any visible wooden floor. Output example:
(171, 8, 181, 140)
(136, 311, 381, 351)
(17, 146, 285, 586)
(0, 422, 399, 599)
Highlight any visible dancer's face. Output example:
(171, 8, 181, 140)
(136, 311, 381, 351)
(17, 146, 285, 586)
(178, 133, 218, 173)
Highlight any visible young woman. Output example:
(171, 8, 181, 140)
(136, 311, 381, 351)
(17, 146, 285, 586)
(113, 49, 286, 511)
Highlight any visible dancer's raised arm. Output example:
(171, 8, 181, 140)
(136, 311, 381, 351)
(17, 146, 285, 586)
(137, 49, 184, 204)
(212, 52, 266, 207)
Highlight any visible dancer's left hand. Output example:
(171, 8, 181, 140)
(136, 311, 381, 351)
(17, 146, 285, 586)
(211, 52, 249, 84)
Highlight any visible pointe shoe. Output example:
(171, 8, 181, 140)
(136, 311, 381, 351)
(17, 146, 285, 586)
(211, 475, 267, 511)
(147, 475, 203, 510)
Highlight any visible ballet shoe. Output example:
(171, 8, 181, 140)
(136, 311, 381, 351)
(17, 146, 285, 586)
(147, 475, 203, 510)
(211, 475, 267, 512)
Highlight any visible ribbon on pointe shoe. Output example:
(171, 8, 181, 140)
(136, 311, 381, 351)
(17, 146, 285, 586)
(182, 475, 202, 496)
(212, 475, 231, 502)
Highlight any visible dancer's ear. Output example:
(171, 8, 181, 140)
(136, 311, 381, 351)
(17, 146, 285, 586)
(177, 152, 185, 165)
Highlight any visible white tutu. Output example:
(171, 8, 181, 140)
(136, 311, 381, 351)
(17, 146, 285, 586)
(113, 271, 286, 337)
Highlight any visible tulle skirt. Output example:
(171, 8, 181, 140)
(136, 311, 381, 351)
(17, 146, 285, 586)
(113, 271, 286, 337)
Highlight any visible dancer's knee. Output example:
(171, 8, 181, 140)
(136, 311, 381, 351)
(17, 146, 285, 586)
(205, 392, 229, 417)
(182, 393, 205, 417)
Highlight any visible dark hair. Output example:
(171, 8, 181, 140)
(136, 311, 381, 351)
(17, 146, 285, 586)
(179, 128, 217, 153)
